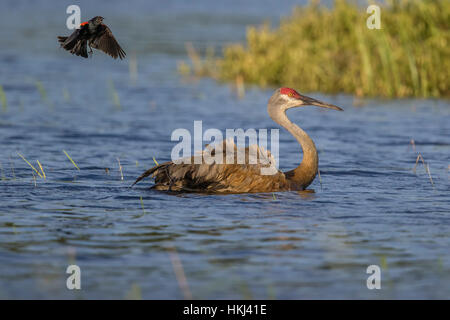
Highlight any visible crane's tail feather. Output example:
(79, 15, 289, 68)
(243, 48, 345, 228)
(131, 163, 170, 187)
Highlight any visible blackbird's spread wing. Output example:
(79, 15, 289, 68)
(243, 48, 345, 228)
(90, 24, 126, 59)
(57, 28, 81, 50)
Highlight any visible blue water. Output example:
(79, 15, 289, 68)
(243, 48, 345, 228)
(0, 0, 449, 299)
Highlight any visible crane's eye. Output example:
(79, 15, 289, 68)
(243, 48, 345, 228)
(288, 92, 294, 97)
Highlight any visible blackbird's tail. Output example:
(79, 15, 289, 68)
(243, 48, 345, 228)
(71, 40, 88, 58)
(57, 35, 76, 51)
(57, 36, 68, 43)
(58, 28, 88, 58)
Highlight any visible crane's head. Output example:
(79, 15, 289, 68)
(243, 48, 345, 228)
(269, 87, 343, 112)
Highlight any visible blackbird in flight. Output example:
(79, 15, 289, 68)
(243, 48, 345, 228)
(58, 16, 126, 60)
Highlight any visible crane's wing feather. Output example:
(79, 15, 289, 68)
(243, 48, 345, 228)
(132, 139, 287, 193)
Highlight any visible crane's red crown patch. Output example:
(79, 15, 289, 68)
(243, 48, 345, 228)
(280, 88, 301, 98)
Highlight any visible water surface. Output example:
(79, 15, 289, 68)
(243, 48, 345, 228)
(0, 0, 449, 299)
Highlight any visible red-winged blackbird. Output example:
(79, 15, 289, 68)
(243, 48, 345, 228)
(58, 16, 126, 60)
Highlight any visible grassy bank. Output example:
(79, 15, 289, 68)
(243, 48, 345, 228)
(180, 0, 449, 98)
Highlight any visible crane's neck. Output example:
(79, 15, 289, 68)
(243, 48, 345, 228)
(269, 107, 318, 190)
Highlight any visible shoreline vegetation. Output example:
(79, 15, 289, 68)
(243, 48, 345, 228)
(179, 0, 449, 99)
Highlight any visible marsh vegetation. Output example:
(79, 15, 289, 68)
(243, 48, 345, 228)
(180, 0, 450, 98)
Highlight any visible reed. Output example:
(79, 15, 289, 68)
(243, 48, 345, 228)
(62, 87, 71, 102)
(108, 80, 121, 110)
(183, 0, 449, 98)
(35, 80, 49, 104)
(168, 245, 193, 299)
(37, 160, 46, 179)
(0, 162, 5, 180)
(139, 196, 146, 215)
(117, 157, 124, 181)
(129, 52, 138, 85)
(413, 153, 435, 188)
(32, 172, 37, 187)
(9, 156, 16, 180)
(63, 150, 80, 171)
(125, 283, 142, 300)
(318, 168, 323, 190)
(409, 139, 416, 152)
(178, 43, 218, 79)
(0, 85, 7, 112)
(17, 152, 43, 178)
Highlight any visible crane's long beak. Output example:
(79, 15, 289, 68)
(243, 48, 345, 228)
(299, 94, 343, 111)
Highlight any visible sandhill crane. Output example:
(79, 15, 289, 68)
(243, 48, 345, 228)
(133, 88, 342, 193)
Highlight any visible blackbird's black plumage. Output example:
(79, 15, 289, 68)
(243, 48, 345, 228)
(58, 16, 126, 59)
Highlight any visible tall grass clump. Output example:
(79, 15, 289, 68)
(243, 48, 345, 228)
(185, 0, 449, 98)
